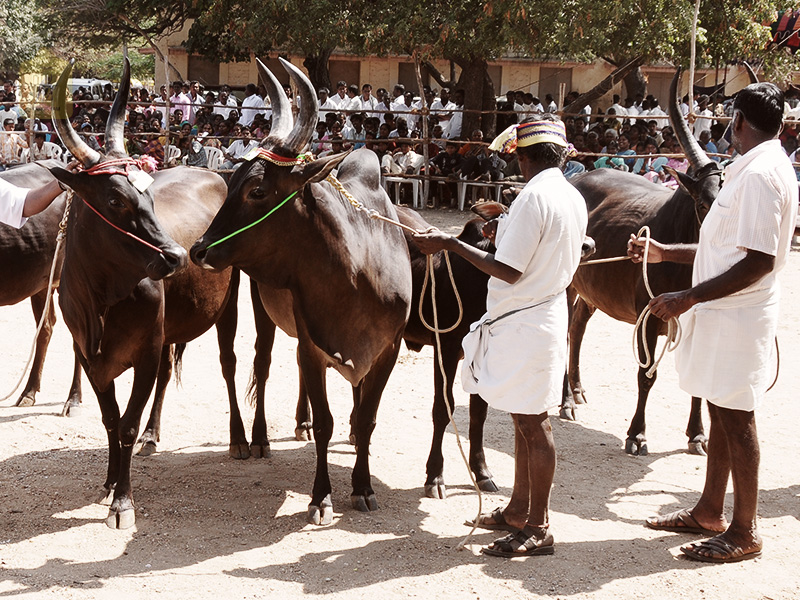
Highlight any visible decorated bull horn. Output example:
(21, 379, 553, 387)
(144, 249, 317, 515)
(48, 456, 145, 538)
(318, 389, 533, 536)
(743, 60, 759, 84)
(52, 59, 102, 167)
(104, 52, 131, 158)
(256, 58, 293, 145)
(669, 67, 713, 172)
(279, 57, 318, 154)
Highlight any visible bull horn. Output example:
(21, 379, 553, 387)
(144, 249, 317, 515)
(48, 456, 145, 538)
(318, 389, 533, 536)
(104, 53, 131, 158)
(668, 67, 712, 172)
(743, 60, 759, 84)
(279, 57, 318, 154)
(52, 59, 102, 167)
(256, 58, 293, 145)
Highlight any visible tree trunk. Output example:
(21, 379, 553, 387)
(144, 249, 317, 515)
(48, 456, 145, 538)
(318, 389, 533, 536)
(563, 56, 644, 115)
(303, 48, 333, 92)
(622, 65, 647, 100)
(454, 58, 494, 138)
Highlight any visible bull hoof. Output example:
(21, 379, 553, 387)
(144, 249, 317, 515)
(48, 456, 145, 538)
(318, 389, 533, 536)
(351, 493, 379, 512)
(559, 404, 577, 421)
(308, 495, 333, 525)
(625, 436, 648, 456)
(61, 398, 83, 418)
(229, 443, 251, 460)
(424, 479, 447, 499)
(477, 477, 499, 493)
(95, 487, 114, 505)
(105, 499, 135, 530)
(250, 443, 271, 459)
(294, 426, 312, 442)
(134, 433, 158, 457)
(687, 435, 708, 456)
(15, 393, 36, 407)
(573, 388, 587, 405)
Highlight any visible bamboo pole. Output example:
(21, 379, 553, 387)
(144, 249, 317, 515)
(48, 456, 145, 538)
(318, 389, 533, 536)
(413, 51, 429, 208)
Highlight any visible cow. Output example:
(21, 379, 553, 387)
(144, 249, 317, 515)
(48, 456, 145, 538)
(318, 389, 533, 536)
(1, 163, 82, 414)
(567, 68, 723, 456)
(190, 58, 412, 525)
(48, 57, 272, 528)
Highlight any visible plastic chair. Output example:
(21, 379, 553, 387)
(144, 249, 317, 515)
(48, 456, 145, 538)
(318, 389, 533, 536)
(383, 155, 424, 208)
(456, 175, 502, 210)
(42, 142, 64, 163)
(165, 145, 181, 164)
(204, 146, 224, 170)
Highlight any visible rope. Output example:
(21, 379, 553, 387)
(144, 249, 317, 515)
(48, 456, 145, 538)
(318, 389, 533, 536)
(326, 172, 482, 550)
(418, 251, 463, 334)
(630, 226, 681, 378)
(1, 192, 73, 404)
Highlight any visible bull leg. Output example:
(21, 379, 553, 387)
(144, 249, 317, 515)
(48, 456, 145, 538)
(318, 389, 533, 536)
(424, 340, 462, 499)
(16, 289, 55, 407)
(347, 386, 359, 446)
(350, 340, 401, 514)
(627, 318, 660, 456)
(133, 344, 172, 456)
(248, 275, 275, 457)
(92, 380, 121, 505)
(686, 396, 707, 455)
(107, 357, 161, 529)
(564, 296, 595, 419)
(61, 351, 83, 417)
(214, 269, 249, 459)
(298, 347, 333, 525)
(468, 394, 496, 492)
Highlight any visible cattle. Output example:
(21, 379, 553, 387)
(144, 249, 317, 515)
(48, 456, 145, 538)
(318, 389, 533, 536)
(48, 57, 272, 529)
(1, 163, 82, 414)
(567, 68, 722, 456)
(190, 58, 412, 525)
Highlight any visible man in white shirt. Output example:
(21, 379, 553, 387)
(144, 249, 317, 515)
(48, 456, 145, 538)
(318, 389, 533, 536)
(213, 86, 240, 120)
(448, 89, 465, 139)
(692, 95, 714, 140)
(238, 84, 266, 127)
(389, 84, 407, 114)
(431, 88, 456, 137)
(632, 83, 796, 564)
(329, 81, 348, 108)
(317, 88, 338, 120)
(221, 125, 258, 170)
(187, 80, 204, 124)
(0, 118, 27, 171)
(358, 83, 379, 115)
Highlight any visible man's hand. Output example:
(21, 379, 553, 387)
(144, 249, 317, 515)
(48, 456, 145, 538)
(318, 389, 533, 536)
(627, 233, 666, 263)
(411, 227, 453, 255)
(481, 219, 498, 243)
(648, 290, 694, 321)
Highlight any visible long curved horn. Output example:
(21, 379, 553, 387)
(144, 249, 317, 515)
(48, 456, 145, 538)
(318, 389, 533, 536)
(742, 60, 759, 84)
(669, 67, 712, 171)
(104, 53, 131, 158)
(257, 58, 293, 145)
(279, 57, 318, 154)
(52, 59, 102, 167)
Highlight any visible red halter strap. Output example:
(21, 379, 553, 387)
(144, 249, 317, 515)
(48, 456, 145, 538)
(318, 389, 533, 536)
(77, 158, 164, 255)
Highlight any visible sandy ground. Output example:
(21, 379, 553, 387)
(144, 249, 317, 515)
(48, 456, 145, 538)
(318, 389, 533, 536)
(1, 207, 799, 600)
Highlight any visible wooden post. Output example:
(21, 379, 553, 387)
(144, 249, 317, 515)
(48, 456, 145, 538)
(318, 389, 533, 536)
(413, 51, 429, 208)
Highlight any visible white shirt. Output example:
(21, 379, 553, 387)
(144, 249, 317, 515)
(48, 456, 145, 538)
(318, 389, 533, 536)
(329, 92, 348, 108)
(358, 95, 379, 114)
(0, 177, 29, 228)
(693, 139, 797, 305)
(692, 108, 714, 140)
(213, 96, 239, 120)
(448, 106, 463, 139)
(226, 139, 258, 160)
(238, 94, 267, 126)
(430, 99, 456, 136)
(390, 96, 408, 114)
(488, 168, 588, 317)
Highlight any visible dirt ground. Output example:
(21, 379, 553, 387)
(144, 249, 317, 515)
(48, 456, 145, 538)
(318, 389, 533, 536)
(1, 206, 799, 600)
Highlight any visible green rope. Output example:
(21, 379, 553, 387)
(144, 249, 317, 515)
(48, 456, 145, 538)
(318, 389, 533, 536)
(206, 189, 300, 248)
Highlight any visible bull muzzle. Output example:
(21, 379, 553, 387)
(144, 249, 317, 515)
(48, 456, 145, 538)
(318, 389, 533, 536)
(147, 243, 188, 280)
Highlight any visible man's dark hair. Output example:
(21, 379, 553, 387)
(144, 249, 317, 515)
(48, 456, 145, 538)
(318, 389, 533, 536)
(734, 82, 784, 136)
(516, 114, 569, 169)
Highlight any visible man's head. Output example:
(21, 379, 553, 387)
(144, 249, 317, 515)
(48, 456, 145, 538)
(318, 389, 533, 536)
(318, 87, 329, 102)
(171, 81, 183, 94)
(392, 84, 405, 98)
(512, 115, 571, 170)
(244, 83, 257, 97)
(732, 82, 784, 138)
(445, 140, 458, 154)
(347, 84, 359, 98)
(3, 118, 14, 130)
(361, 83, 372, 98)
(336, 81, 347, 96)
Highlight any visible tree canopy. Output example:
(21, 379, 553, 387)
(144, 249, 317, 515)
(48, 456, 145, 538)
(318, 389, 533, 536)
(0, 0, 46, 72)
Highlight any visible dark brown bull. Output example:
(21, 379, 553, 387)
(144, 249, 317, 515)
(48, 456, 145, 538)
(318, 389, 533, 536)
(190, 58, 412, 525)
(567, 68, 722, 456)
(49, 57, 270, 528)
(0, 164, 82, 413)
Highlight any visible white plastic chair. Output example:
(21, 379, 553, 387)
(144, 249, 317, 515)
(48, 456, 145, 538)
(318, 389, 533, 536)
(383, 154, 424, 209)
(204, 146, 224, 170)
(42, 142, 64, 163)
(456, 175, 503, 210)
(166, 145, 181, 164)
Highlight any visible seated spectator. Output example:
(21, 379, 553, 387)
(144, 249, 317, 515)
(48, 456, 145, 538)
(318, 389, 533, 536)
(29, 132, 58, 161)
(381, 140, 423, 175)
(341, 112, 366, 149)
(0, 117, 27, 171)
(184, 132, 208, 168)
(616, 133, 636, 169)
(143, 130, 165, 164)
(221, 125, 258, 170)
(593, 139, 626, 170)
(429, 140, 463, 205)
(632, 139, 659, 177)
(318, 134, 346, 158)
(698, 130, 719, 161)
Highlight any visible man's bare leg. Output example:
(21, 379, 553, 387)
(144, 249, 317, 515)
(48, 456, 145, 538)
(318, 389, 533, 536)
(502, 421, 531, 530)
(518, 412, 555, 532)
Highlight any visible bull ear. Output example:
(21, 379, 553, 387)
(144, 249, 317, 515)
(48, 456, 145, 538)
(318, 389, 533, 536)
(471, 200, 508, 221)
(295, 150, 351, 184)
(49, 165, 83, 192)
(665, 166, 694, 195)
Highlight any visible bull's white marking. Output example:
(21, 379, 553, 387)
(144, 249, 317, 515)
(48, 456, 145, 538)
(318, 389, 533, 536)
(344, 359, 354, 368)
(333, 352, 342, 361)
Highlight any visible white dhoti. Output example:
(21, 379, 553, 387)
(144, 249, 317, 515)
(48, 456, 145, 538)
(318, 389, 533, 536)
(675, 293, 778, 412)
(461, 293, 566, 415)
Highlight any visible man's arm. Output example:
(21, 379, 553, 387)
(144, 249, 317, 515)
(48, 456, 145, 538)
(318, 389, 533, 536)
(627, 233, 697, 264)
(647, 250, 774, 320)
(412, 228, 522, 284)
(23, 180, 63, 217)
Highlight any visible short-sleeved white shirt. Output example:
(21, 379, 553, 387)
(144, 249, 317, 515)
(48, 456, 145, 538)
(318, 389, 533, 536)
(487, 167, 588, 318)
(693, 139, 798, 307)
(0, 177, 29, 228)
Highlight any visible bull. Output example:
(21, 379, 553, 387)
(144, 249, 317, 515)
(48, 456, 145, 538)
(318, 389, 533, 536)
(567, 68, 723, 456)
(49, 57, 272, 528)
(0, 165, 82, 413)
(190, 58, 412, 525)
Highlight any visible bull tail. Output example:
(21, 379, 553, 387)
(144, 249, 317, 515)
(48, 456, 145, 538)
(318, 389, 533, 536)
(173, 343, 187, 388)
(245, 367, 258, 408)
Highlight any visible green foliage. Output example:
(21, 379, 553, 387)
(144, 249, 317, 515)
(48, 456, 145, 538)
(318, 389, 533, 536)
(75, 49, 155, 81)
(0, 0, 46, 72)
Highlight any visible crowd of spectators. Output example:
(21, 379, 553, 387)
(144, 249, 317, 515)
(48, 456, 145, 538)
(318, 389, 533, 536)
(5, 73, 800, 205)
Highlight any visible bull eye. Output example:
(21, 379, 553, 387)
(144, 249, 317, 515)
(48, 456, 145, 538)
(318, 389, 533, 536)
(108, 197, 124, 208)
(249, 187, 267, 200)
